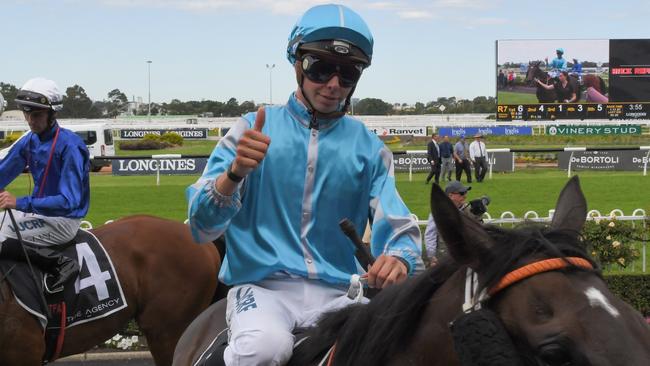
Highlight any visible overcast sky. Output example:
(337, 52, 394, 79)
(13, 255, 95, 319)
(2, 0, 649, 105)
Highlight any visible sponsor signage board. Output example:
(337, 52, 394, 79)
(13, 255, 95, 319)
(120, 128, 208, 139)
(393, 152, 514, 172)
(437, 126, 533, 137)
(370, 127, 427, 136)
(546, 125, 641, 135)
(558, 150, 649, 171)
(112, 158, 208, 175)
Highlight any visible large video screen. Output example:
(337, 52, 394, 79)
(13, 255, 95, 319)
(496, 39, 650, 120)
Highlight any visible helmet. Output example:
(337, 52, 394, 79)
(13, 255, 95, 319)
(15, 77, 64, 112)
(287, 4, 373, 66)
(556, 48, 564, 54)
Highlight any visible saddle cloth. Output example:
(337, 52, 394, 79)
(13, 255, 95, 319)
(0, 229, 128, 330)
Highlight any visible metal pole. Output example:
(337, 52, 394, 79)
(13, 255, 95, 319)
(488, 152, 493, 179)
(266, 64, 275, 104)
(147, 60, 152, 121)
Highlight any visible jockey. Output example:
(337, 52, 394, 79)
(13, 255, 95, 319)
(0, 77, 90, 291)
(186, 4, 423, 365)
(547, 47, 568, 78)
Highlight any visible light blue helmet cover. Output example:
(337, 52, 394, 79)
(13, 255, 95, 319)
(287, 4, 374, 65)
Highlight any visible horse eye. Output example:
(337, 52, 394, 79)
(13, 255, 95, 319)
(539, 344, 573, 366)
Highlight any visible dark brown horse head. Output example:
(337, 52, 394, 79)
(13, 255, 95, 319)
(431, 176, 650, 365)
(525, 61, 547, 83)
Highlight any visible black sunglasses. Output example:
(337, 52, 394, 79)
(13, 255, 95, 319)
(301, 55, 364, 88)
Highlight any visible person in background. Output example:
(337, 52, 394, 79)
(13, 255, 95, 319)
(469, 133, 488, 183)
(570, 58, 583, 82)
(425, 133, 440, 184)
(423, 181, 470, 266)
(438, 135, 453, 182)
(546, 47, 568, 77)
(535, 71, 577, 103)
(186, 4, 423, 365)
(0, 77, 90, 291)
(453, 134, 472, 183)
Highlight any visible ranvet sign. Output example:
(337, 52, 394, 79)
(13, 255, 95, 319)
(370, 127, 427, 136)
(112, 158, 208, 175)
(120, 128, 208, 139)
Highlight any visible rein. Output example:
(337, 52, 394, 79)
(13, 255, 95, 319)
(464, 257, 593, 312)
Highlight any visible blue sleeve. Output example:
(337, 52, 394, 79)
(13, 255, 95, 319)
(17, 143, 88, 216)
(186, 116, 251, 243)
(0, 136, 29, 190)
(368, 145, 423, 275)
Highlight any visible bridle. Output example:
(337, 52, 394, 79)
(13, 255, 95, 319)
(463, 257, 593, 312)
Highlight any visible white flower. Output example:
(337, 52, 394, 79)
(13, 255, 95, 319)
(617, 257, 625, 265)
(608, 221, 616, 227)
(606, 235, 612, 240)
(112, 334, 122, 341)
(612, 241, 621, 248)
(131, 335, 139, 343)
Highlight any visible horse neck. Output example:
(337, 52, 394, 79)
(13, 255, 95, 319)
(417, 269, 467, 336)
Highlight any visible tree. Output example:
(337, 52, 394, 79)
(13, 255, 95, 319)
(107, 89, 128, 118)
(0, 82, 18, 111)
(59, 85, 100, 118)
(354, 98, 393, 115)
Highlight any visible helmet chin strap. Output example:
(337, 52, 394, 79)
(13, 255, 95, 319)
(295, 65, 355, 129)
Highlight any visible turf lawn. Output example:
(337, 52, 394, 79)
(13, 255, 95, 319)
(5, 169, 648, 274)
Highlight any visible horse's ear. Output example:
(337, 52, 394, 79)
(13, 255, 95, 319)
(551, 176, 587, 234)
(430, 184, 493, 267)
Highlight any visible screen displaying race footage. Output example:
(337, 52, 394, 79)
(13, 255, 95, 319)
(496, 39, 650, 120)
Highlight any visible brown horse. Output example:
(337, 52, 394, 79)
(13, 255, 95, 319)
(174, 177, 650, 365)
(0, 215, 221, 366)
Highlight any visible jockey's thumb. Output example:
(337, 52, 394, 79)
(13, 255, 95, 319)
(253, 107, 265, 132)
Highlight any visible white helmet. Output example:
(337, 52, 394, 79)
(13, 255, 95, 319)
(15, 77, 64, 112)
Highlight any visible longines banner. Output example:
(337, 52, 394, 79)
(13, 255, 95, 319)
(112, 158, 208, 175)
(437, 126, 533, 137)
(559, 150, 649, 171)
(119, 128, 208, 139)
(393, 152, 514, 172)
(370, 127, 427, 136)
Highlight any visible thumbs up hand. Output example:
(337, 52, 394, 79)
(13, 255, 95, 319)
(231, 107, 271, 178)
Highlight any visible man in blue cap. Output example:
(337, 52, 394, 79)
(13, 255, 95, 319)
(186, 4, 423, 365)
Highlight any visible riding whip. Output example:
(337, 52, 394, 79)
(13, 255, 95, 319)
(339, 218, 375, 270)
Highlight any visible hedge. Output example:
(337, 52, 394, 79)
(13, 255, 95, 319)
(604, 274, 650, 316)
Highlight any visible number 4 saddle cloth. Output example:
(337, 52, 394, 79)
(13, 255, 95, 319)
(0, 229, 127, 333)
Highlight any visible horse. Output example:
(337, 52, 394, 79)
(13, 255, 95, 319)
(0, 215, 222, 366)
(583, 73, 609, 102)
(525, 61, 582, 103)
(173, 177, 650, 365)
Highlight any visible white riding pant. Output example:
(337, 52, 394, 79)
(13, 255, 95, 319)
(223, 273, 369, 366)
(0, 209, 81, 248)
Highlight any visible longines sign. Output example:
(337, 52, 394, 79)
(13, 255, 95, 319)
(112, 158, 208, 175)
(120, 128, 208, 139)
